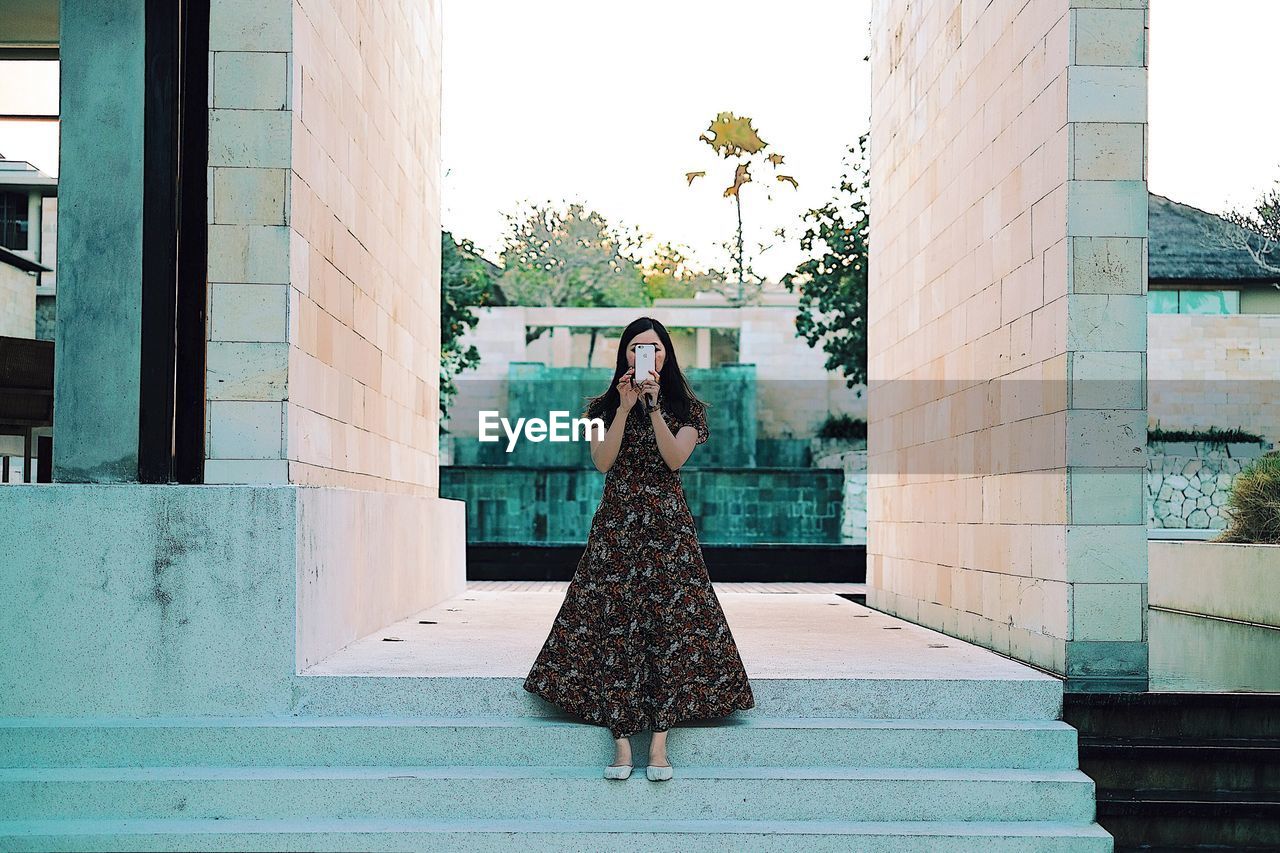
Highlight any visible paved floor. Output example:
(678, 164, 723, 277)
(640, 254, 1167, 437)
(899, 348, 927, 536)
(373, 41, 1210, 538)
(304, 583, 1057, 682)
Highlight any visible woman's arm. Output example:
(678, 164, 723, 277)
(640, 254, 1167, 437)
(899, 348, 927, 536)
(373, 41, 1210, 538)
(651, 408, 699, 471)
(590, 404, 632, 473)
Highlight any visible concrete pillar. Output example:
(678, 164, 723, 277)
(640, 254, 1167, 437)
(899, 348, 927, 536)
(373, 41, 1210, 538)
(696, 327, 712, 368)
(551, 326, 572, 367)
(868, 0, 1149, 690)
(52, 0, 146, 482)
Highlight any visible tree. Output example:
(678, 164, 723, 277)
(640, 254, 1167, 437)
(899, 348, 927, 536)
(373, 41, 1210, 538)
(779, 131, 870, 389)
(440, 230, 496, 429)
(1202, 178, 1280, 276)
(641, 241, 724, 302)
(686, 111, 799, 305)
(496, 200, 648, 315)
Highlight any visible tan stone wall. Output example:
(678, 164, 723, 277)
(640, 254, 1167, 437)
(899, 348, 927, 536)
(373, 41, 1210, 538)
(0, 263, 36, 338)
(205, 0, 443, 496)
(868, 0, 1149, 688)
(1149, 314, 1280, 442)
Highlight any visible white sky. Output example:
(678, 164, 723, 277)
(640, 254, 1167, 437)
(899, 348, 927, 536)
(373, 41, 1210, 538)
(441, 0, 1280, 278)
(2, 1, 1277, 280)
(440, 0, 873, 280)
(1146, 1, 1280, 213)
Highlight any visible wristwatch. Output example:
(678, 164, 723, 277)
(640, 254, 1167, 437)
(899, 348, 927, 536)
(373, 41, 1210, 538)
(645, 398, 659, 412)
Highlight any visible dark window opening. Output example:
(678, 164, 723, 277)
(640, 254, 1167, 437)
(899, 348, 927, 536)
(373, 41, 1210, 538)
(0, 191, 29, 251)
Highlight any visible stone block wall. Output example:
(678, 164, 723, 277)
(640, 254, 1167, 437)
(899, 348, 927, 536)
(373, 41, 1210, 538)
(868, 0, 1149, 689)
(204, 0, 294, 486)
(1149, 314, 1280, 444)
(206, 0, 444, 495)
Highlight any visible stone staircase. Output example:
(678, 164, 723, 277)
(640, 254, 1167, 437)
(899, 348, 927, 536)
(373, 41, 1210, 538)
(0, 676, 1113, 850)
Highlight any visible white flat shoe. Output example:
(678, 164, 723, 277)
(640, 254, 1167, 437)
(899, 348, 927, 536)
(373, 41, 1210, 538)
(646, 763, 673, 781)
(603, 763, 632, 780)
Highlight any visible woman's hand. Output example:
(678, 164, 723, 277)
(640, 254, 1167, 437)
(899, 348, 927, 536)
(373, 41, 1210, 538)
(637, 369, 660, 407)
(616, 368, 641, 410)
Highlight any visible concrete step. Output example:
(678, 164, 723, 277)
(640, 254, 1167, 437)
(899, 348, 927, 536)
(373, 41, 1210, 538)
(0, 715, 1080, 770)
(0, 765, 1098, 823)
(288, 675, 1064, 720)
(0, 816, 1116, 852)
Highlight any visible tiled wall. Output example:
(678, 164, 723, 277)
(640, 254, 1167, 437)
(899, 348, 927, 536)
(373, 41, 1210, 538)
(206, 0, 443, 495)
(439, 467, 844, 545)
(868, 0, 1149, 688)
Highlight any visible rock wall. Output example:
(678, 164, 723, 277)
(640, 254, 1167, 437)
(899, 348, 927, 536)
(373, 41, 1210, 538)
(1147, 442, 1271, 530)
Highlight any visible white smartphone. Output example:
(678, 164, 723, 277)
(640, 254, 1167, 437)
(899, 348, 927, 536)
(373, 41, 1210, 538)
(633, 344, 656, 399)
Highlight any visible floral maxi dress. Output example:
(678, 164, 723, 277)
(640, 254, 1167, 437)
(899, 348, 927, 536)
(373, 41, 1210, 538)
(523, 397, 756, 739)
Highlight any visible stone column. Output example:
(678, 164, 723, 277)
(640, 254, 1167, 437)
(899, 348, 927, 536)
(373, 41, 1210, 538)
(868, 0, 1149, 690)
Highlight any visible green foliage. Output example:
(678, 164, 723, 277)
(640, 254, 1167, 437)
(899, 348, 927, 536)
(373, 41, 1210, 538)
(496, 201, 647, 308)
(1147, 423, 1266, 444)
(817, 413, 868, 440)
(440, 230, 495, 429)
(1215, 451, 1280, 544)
(641, 241, 724, 302)
(781, 132, 870, 389)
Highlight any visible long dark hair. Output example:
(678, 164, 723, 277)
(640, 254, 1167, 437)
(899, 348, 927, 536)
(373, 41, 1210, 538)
(583, 317, 707, 429)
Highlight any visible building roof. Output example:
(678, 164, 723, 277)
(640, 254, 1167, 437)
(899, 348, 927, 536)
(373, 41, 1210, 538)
(1149, 192, 1279, 283)
(0, 158, 57, 196)
(0, 245, 51, 273)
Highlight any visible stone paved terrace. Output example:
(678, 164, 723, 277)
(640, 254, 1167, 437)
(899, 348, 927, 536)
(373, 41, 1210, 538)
(303, 583, 1059, 682)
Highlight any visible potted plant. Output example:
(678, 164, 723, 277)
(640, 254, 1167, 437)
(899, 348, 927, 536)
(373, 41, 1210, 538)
(1214, 450, 1280, 544)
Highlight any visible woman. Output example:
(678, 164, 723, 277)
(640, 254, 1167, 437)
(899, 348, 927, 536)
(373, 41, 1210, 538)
(522, 318, 755, 782)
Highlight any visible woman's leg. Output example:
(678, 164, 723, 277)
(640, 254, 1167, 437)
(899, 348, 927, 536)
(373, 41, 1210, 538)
(611, 735, 632, 766)
(648, 729, 669, 766)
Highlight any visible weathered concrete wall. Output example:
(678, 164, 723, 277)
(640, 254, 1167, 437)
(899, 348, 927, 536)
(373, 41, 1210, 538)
(868, 0, 1149, 689)
(52, 0, 145, 482)
(0, 484, 296, 716)
(0, 482, 467, 714)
